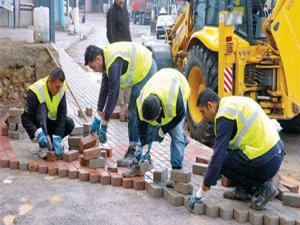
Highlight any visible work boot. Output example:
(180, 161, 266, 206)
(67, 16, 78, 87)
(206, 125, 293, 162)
(250, 181, 279, 210)
(117, 146, 136, 167)
(38, 148, 49, 159)
(165, 179, 175, 188)
(122, 162, 142, 178)
(223, 186, 253, 202)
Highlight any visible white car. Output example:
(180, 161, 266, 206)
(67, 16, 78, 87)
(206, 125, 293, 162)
(156, 15, 174, 39)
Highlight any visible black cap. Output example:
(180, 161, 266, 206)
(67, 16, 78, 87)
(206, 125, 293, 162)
(142, 95, 161, 120)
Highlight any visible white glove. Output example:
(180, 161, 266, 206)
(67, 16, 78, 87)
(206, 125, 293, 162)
(141, 145, 148, 155)
(196, 186, 206, 198)
(158, 128, 164, 138)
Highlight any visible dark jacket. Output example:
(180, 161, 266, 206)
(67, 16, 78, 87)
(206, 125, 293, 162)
(21, 89, 67, 139)
(106, 1, 132, 43)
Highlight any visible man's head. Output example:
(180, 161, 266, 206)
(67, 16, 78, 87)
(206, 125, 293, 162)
(142, 95, 162, 121)
(47, 67, 65, 96)
(197, 88, 220, 122)
(84, 45, 104, 73)
(115, 0, 125, 8)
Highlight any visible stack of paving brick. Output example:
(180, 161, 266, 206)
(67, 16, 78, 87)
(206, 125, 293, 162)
(0, 112, 9, 136)
(7, 108, 25, 140)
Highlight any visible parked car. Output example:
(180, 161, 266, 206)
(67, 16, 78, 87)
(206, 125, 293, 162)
(156, 15, 174, 39)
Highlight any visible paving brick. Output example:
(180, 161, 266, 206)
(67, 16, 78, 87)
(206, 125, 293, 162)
(163, 187, 184, 206)
(249, 210, 264, 225)
(83, 147, 101, 160)
(111, 106, 120, 119)
(38, 160, 48, 174)
(79, 168, 90, 181)
(79, 155, 88, 166)
(196, 155, 210, 164)
(140, 161, 153, 174)
(9, 158, 19, 170)
(66, 163, 79, 179)
(146, 182, 163, 198)
(8, 123, 17, 131)
(100, 144, 112, 157)
(1, 155, 10, 168)
(133, 177, 145, 191)
(99, 169, 111, 185)
(8, 117, 21, 124)
(1, 125, 8, 136)
(79, 134, 97, 153)
(29, 160, 38, 172)
(63, 150, 79, 162)
(83, 123, 91, 137)
(87, 156, 105, 168)
(57, 162, 68, 178)
(107, 166, 118, 173)
(89, 169, 100, 183)
(68, 136, 82, 147)
(78, 109, 85, 118)
(278, 184, 290, 201)
(221, 176, 233, 187)
(153, 167, 168, 182)
(264, 212, 280, 225)
(100, 150, 107, 158)
(219, 204, 233, 220)
(192, 163, 208, 175)
(47, 151, 58, 161)
(111, 173, 122, 186)
(282, 192, 300, 207)
(280, 180, 299, 193)
(47, 163, 58, 176)
(174, 182, 193, 195)
(70, 126, 83, 136)
(13, 132, 22, 140)
(122, 177, 133, 189)
(279, 216, 296, 225)
(233, 206, 248, 223)
(19, 161, 29, 171)
(8, 131, 15, 139)
(85, 107, 93, 117)
(204, 201, 219, 218)
(8, 108, 23, 117)
(171, 169, 191, 183)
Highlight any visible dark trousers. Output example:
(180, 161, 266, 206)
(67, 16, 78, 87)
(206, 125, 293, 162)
(221, 149, 284, 192)
(36, 104, 74, 139)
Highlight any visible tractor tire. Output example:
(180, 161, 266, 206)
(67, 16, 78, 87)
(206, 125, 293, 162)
(185, 45, 218, 146)
(278, 114, 300, 133)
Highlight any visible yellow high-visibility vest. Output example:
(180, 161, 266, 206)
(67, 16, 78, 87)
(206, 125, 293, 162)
(137, 69, 190, 126)
(29, 76, 66, 120)
(103, 42, 153, 89)
(215, 96, 280, 159)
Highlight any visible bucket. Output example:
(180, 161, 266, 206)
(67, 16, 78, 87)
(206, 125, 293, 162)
(33, 6, 50, 43)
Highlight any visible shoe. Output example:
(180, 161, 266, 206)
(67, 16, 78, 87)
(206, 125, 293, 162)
(223, 186, 253, 201)
(122, 162, 142, 177)
(117, 146, 136, 167)
(38, 148, 49, 159)
(250, 181, 279, 210)
(165, 179, 175, 188)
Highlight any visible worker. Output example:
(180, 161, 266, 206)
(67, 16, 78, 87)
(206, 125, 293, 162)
(188, 88, 284, 211)
(21, 67, 75, 158)
(84, 42, 157, 167)
(122, 69, 191, 177)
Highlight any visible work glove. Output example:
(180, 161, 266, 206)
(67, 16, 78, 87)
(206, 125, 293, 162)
(156, 128, 164, 143)
(90, 114, 101, 134)
(188, 187, 206, 210)
(98, 123, 108, 143)
(139, 145, 152, 165)
(53, 135, 63, 157)
(35, 128, 48, 149)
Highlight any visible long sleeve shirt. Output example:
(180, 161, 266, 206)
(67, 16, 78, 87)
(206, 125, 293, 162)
(97, 57, 128, 121)
(21, 90, 67, 139)
(106, 1, 132, 43)
(203, 117, 284, 186)
(138, 90, 186, 146)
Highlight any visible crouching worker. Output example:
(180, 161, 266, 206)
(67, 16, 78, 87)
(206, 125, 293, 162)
(188, 88, 284, 211)
(122, 68, 191, 177)
(21, 67, 75, 158)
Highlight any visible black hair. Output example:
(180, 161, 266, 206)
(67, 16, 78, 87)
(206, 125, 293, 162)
(84, 45, 104, 66)
(196, 88, 220, 107)
(50, 67, 65, 82)
(142, 95, 161, 120)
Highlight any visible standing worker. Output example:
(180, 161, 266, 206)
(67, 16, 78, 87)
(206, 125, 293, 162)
(106, 0, 132, 43)
(188, 88, 284, 211)
(21, 67, 75, 158)
(122, 69, 191, 177)
(84, 42, 157, 167)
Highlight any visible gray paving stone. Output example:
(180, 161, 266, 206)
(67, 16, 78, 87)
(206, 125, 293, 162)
(70, 126, 83, 136)
(219, 204, 233, 220)
(8, 116, 21, 124)
(278, 184, 291, 201)
(8, 123, 17, 131)
(19, 161, 29, 171)
(204, 201, 219, 218)
(8, 108, 24, 117)
(249, 210, 264, 225)
(280, 216, 296, 225)
(233, 205, 249, 223)
(174, 182, 193, 195)
(163, 187, 184, 206)
(192, 163, 208, 175)
(147, 182, 163, 198)
(171, 169, 191, 183)
(282, 192, 300, 207)
(193, 202, 205, 215)
(264, 212, 280, 225)
(13, 132, 22, 140)
(153, 167, 168, 182)
(87, 157, 105, 168)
